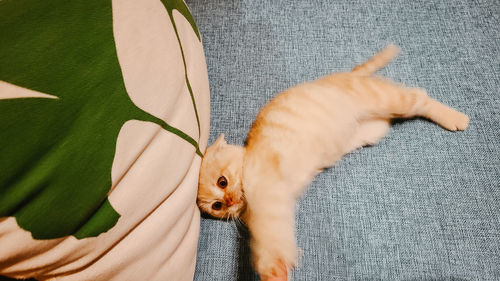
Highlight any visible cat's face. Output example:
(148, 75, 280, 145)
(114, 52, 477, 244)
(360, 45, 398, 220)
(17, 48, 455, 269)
(198, 134, 246, 219)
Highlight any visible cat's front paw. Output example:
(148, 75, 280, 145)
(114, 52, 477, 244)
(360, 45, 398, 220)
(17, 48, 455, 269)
(252, 244, 296, 280)
(259, 261, 288, 281)
(254, 254, 289, 279)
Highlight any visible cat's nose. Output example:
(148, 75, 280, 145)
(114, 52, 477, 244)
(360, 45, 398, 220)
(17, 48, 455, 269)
(225, 197, 235, 207)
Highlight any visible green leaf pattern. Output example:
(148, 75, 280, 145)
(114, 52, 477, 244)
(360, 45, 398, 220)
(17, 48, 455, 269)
(0, 0, 202, 239)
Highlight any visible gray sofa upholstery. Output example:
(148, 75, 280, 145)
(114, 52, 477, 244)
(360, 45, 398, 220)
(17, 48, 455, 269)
(187, 0, 500, 280)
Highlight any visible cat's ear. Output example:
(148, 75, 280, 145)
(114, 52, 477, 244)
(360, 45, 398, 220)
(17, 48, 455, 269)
(213, 133, 227, 148)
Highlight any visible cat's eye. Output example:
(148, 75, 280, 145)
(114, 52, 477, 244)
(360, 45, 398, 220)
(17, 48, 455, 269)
(212, 201, 222, 210)
(217, 176, 228, 189)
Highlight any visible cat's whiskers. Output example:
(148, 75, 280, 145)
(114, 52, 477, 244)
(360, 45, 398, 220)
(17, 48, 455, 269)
(229, 213, 245, 238)
(235, 216, 245, 229)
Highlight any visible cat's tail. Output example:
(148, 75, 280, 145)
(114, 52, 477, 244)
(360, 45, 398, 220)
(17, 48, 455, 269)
(352, 45, 400, 76)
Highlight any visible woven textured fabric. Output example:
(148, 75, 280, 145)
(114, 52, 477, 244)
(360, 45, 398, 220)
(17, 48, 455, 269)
(187, 0, 500, 280)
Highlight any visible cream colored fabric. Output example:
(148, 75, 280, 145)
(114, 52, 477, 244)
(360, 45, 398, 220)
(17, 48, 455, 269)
(0, 0, 209, 280)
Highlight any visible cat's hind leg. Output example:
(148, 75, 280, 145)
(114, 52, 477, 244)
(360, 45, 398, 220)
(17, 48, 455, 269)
(362, 85, 469, 132)
(394, 88, 469, 131)
(416, 89, 469, 131)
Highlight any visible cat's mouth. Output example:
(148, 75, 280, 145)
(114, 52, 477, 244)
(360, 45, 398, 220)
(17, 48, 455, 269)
(225, 191, 246, 208)
(228, 199, 243, 209)
(228, 197, 246, 216)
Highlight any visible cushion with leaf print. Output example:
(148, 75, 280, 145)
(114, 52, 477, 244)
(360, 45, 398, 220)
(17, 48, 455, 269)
(0, 0, 209, 280)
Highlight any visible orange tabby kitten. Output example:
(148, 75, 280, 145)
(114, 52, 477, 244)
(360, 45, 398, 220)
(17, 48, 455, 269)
(197, 45, 469, 280)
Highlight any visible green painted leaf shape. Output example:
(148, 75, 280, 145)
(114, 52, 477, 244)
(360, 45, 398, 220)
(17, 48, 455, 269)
(0, 0, 200, 239)
(161, 0, 203, 137)
(162, 0, 201, 42)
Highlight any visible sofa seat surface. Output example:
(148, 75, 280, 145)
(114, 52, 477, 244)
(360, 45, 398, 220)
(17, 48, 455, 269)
(187, 0, 500, 280)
